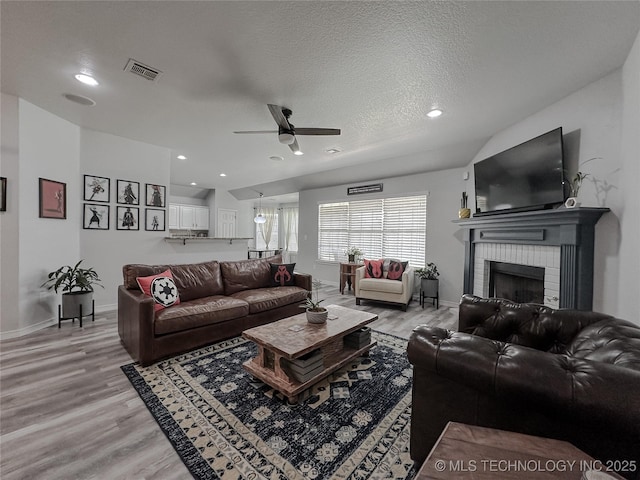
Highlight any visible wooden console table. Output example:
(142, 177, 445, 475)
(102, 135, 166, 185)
(339, 262, 361, 294)
(417, 422, 624, 479)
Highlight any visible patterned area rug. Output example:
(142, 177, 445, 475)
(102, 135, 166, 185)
(122, 330, 416, 480)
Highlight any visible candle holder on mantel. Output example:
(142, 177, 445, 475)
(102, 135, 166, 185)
(458, 192, 470, 219)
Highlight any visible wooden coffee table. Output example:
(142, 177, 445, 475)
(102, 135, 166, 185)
(242, 304, 377, 403)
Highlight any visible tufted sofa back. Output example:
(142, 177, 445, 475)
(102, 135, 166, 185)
(458, 294, 616, 354)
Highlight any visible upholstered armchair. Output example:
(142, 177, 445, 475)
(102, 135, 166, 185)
(407, 294, 640, 479)
(355, 263, 414, 311)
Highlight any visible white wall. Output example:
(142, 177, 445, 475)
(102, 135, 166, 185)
(618, 30, 640, 321)
(17, 100, 81, 335)
(297, 168, 467, 307)
(0, 93, 21, 333)
(467, 70, 628, 317)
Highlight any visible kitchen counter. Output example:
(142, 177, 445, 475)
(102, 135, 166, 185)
(164, 236, 252, 245)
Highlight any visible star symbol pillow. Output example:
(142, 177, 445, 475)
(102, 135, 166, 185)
(136, 269, 181, 311)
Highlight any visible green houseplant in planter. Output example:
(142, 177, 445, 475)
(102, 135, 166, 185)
(344, 246, 363, 263)
(42, 260, 102, 321)
(300, 279, 327, 324)
(415, 263, 439, 308)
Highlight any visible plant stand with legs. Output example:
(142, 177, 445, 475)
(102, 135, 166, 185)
(58, 300, 95, 328)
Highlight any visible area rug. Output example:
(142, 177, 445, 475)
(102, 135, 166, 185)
(122, 330, 416, 480)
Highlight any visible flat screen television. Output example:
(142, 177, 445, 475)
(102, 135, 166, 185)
(474, 127, 565, 216)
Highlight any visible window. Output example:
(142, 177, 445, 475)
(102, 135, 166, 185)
(255, 208, 278, 249)
(318, 195, 427, 267)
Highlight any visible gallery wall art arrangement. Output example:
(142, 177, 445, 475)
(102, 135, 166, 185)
(77, 174, 165, 231)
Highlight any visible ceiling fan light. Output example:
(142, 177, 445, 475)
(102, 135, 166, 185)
(293, 150, 304, 156)
(278, 132, 295, 145)
(254, 213, 266, 224)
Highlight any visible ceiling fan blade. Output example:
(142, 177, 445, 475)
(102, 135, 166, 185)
(267, 104, 291, 130)
(288, 138, 302, 154)
(293, 128, 341, 136)
(233, 130, 278, 134)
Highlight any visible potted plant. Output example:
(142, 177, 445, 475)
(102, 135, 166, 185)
(300, 279, 327, 324)
(344, 246, 363, 263)
(42, 260, 102, 319)
(415, 263, 439, 300)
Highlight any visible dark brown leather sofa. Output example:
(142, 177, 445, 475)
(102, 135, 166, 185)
(118, 255, 311, 366)
(408, 294, 640, 479)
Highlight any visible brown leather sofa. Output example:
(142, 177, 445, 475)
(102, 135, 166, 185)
(408, 294, 640, 480)
(118, 255, 311, 366)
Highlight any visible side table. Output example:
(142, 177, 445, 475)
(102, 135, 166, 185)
(339, 262, 361, 294)
(416, 422, 624, 479)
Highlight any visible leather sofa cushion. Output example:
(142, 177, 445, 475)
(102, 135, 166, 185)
(358, 277, 404, 294)
(154, 295, 249, 335)
(123, 261, 225, 302)
(220, 254, 282, 295)
(458, 294, 615, 354)
(565, 318, 640, 371)
(231, 286, 309, 314)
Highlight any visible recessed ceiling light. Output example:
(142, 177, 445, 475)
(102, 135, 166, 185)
(219, 173, 226, 177)
(190, 182, 197, 186)
(269, 155, 283, 161)
(293, 150, 304, 156)
(427, 108, 443, 118)
(325, 148, 341, 154)
(177, 155, 187, 160)
(74, 74, 99, 86)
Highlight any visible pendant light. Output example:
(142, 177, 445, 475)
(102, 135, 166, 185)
(254, 193, 266, 224)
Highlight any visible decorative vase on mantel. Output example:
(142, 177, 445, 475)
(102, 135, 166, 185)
(306, 308, 328, 324)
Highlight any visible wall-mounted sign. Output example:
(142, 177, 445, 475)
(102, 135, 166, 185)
(347, 183, 383, 195)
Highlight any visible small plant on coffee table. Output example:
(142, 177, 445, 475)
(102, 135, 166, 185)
(301, 280, 328, 323)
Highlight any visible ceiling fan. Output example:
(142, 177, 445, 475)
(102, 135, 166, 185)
(233, 104, 341, 155)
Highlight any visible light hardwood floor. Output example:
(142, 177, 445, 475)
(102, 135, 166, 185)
(0, 286, 457, 480)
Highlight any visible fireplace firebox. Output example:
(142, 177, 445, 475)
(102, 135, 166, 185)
(489, 261, 544, 304)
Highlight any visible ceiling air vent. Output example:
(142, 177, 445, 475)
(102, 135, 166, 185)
(124, 58, 162, 82)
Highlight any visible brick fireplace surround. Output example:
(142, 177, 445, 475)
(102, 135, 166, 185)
(455, 207, 609, 310)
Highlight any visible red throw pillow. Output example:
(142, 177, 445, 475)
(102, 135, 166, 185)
(387, 260, 408, 281)
(364, 259, 384, 279)
(270, 263, 296, 286)
(136, 269, 181, 312)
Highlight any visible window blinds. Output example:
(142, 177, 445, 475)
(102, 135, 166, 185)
(318, 195, 427, 267)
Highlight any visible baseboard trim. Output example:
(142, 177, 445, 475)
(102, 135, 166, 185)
(0, 303, 117, 340)
(0, 317, 58, 341)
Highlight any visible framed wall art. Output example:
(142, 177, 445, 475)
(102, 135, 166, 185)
(84, 175, 110, 202)
(145, 208, 166, 231)
(145, 183, 166, 208)
(117, 179, 140, 205)
(0, 177, 6, 212)
(83, 203, 110, 230)
(116, 206, 139, 230)
(39, 178, 66, 219)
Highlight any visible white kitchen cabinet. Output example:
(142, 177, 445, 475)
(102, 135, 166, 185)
(168, 205, 179, 229)
(194, 206, 209, 230)
(170, 204, 210, 230)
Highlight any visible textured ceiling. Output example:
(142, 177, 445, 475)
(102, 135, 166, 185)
(2, 1, 639, 199)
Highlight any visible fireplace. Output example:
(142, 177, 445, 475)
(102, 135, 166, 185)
(489, 261, 544, 304)
(455, 208, 609, 310)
